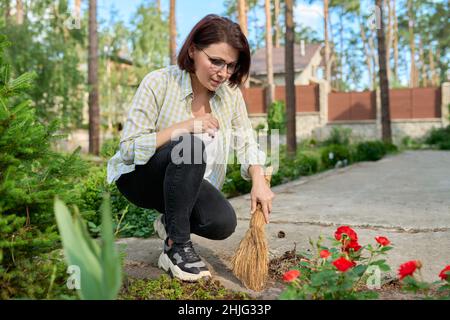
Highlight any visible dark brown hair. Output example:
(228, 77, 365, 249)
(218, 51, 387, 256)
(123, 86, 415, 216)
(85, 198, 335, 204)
(177, 14, 250, 88)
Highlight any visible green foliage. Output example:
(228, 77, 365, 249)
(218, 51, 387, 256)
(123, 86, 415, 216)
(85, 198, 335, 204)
(320, 144, 352, 169)
(267, 100, 286, 134)
(54, 195, 122, 300)
(0, 249, 77, 300)
(75, 165, 159, 238)
(1, 0, 85, 129)
(119, 274, 250, 300)
(0, 35, 88, 228)
(100, 137, 120, 159)
(354, 141, 387, 162)
(424, 125, 450, 150)
(130, 3, 169, 80)
(323, 127, 353, 146)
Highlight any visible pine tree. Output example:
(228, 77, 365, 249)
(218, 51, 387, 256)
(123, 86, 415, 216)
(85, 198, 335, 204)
(0, 35, 87, 272)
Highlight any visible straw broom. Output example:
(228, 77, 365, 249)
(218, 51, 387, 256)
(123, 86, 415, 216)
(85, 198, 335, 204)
(231, 166, 273, 291)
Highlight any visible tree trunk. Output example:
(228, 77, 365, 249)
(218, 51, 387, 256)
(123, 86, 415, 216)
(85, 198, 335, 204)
(74, 0, 81, 17)
(393, 0, 399, 82)
(274, 0, 281, 48)
(238, 0, 248, 36)
(16, 0, 23, 24)
(324, 0, 331, 83)
(265, 0, 275, 106)
(418, 36, 427, 87)
(4, 0, 10, 21)
(386, 0, 393, 82)
(376, 0, 392, 144)
(359, 19, 374, 90)
(428, 46, 438, 86)
(408, 0, 417, 87)
(169, 0, 177, 65)
(157, 0, 161, 15)
(338, 9, 344, 90)
(285, 0, 296, 157)
(238, 0, 250, 88)
(88, 0, 100, 155)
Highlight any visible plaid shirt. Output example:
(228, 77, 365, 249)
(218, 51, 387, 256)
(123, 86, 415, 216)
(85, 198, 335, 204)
(107, 65, 266, 191)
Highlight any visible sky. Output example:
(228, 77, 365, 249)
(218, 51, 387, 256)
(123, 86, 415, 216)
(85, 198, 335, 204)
(92, 0, 325, 51)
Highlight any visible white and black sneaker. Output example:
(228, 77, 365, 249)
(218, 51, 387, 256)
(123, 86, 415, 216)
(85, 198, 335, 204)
(153, 214, 167, 240)
(158, 239, 211, 281)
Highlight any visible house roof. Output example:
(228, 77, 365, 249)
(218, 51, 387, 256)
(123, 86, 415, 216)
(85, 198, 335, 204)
(249, 43, 322, 76)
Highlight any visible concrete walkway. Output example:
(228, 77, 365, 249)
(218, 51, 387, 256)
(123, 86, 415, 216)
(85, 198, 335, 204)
(118, 150, 450, 298)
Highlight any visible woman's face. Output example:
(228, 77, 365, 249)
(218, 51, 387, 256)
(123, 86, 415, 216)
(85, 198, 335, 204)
(189, 42, 239, 91)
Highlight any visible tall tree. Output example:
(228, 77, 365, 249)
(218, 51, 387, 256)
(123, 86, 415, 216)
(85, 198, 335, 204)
(74, 0, 81, 18)
(323, 0, 331, 83)
(16, 0, 23, 24)
(407, 0, 417, 87)
(237, 0, 248, 36)
(156, 0, 161, 15)
(237, 0, 250, 88)
(392, 0, 399, 83)
(169, 0, 177, 65)
(376, 0, 392, 143)
(265, 0, 274, 106)
(88, 0, 100, 155)
(274, 0, 281, 48)
(285, 0, 296, 156)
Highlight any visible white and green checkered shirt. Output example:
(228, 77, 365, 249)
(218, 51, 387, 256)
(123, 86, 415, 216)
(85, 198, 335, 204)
(107, 65, 266, 191)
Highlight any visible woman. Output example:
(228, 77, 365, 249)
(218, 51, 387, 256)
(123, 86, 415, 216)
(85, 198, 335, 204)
(107, 14, 274, 281)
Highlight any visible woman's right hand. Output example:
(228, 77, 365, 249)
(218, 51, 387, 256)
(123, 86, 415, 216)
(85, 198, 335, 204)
(184, 114, 220, 137)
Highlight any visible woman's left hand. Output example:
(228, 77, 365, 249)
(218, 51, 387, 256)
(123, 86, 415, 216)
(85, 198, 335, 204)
(250, 179, 275, 224)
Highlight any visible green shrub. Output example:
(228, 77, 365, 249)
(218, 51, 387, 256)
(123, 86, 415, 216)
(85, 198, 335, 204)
(355, 141, 387, 161)
(425, 125, 450, 150)
(401, 136, 423, 150)
(267, 100, 286, 134)
(383, 141, 399, 154)
(0, 249, 77, 300)
(323, 127, 352, 146)
(75, 166, 159, 238)
(100, 136, 120, 159)
(321, 144, 352, 169)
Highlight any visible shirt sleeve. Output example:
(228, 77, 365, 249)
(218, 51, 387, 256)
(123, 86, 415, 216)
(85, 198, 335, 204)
(119, 71, 166, 165)
(231, 88, 267, 181)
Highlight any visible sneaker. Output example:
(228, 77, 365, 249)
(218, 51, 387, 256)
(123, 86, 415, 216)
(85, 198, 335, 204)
(158, 239, 211, 281)
(153, 214, 167, 240)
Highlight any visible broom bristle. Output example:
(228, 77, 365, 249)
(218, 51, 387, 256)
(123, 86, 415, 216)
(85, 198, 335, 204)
(231, 167, 272, 291)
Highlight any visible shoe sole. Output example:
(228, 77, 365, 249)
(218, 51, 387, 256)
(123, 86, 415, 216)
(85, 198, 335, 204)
(153, 215, 167, 240)
(158, 252, 211, 282)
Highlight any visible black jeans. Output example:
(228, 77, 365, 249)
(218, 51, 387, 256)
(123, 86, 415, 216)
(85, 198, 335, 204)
(116, 133, 237, 244)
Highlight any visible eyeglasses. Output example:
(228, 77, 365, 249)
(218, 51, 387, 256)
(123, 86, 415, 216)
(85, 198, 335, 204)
(199, 48, 239, 74)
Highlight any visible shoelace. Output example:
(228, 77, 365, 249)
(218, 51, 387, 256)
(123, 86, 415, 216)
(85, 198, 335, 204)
(180, 241, 201, 263)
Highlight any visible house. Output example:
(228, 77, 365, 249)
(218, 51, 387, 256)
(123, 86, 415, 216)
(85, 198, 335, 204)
(249, 42, 324, 87)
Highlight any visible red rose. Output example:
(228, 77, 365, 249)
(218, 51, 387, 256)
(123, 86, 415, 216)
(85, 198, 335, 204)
(345, 240, 362, 252)
(375, 236, 391, 246)
(283, 270, 300, 282)
(335, 226, 358, 242)
(398, 260, 421, 280)
(320, 250, 331, 259)
(439, 265, 450, 281)
(332, 257, 355, 272)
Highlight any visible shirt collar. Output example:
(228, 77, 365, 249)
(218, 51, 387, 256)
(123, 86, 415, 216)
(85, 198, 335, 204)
(180, 69, 225, 101)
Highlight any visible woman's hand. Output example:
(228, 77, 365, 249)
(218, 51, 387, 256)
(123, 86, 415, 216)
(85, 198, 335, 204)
(250, 178, 275, 224)
(184, 114, 219, 137)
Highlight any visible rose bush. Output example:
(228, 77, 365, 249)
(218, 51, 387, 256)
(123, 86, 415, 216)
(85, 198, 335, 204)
(280, 226, 450, 300)
(280, 226, 392, 300)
